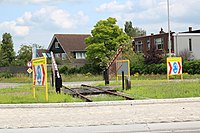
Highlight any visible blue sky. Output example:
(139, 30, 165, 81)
(0, 0, 199, 52)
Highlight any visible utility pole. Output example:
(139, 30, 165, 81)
(167, 0, 171, 57)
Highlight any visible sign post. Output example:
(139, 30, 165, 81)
(26, 61, 32, 76)
(32, 57, 48, 101)
(167, 57, 183, 80)
(116, 60, 130, 81)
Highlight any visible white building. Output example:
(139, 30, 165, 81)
(174, 27, 200, 60)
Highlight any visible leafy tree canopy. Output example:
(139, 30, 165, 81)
(0, 33, 15, 66)
(124, 21, 146, 38)
(85, 17, 129, 69)
(17, 44, 32, 66)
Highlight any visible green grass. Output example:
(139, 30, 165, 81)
(1, 74, 200, 103)
(124, 80, 200, 100)
(0, 84, 83, 104)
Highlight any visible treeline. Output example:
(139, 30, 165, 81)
(0, 33, 41, 67)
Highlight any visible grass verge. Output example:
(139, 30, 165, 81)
(0, 84, 83, 104)
(1, 79, 200, 104)
(124, 80, 200, 100)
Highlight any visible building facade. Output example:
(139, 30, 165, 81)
(133, 28, 174, 56)
(174, 27, 200, 59)
(48, 34, 90, 67)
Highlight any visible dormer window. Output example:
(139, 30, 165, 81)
(55, 42, 59, 49)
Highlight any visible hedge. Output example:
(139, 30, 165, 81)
(183, 60, 200, 74)
(59, 60, 200, 75)
(131, 60, 200, 75)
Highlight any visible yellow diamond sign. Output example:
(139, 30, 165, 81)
(27, 68, 33, 74)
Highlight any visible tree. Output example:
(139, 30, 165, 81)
(144, 45, 163, 64)
(85, 17, 129, 70)
(124, 21, 146, 38)
(0, 33, 15, 66)
(17, 44, 32, 66)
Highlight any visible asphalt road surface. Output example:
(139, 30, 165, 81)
(0, 83, 25, 89)
(1, 121, 200, 133)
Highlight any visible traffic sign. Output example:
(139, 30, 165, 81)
(116, 60, 130, 81)
(27, 68, 33, 74)
(167, 57, 183, 80)
(32, 57, 48, 101)
(27, 61, 32, 68)
(32, 57, 46, 86)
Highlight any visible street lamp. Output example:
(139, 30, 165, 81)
(167, 0, 171, 57)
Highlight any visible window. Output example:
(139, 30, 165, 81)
(189, 38, 192, 51)
(55, 53, 60, 58)
(155, 38, 163, 50)
(147, 39, 150, 50)
(62, 53, 67, 60)
(75, 52, 86, 59)
(55, 42, 59, 49)
(135, 41, 143, 52)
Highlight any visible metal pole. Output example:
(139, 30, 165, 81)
(167, 0, 171, 57)
(122, 71, 124, 91)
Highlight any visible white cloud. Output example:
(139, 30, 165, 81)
(0, 21, 30, 36)
(31, 6, 89, 29)
(16, 12, 32, 24)
(96, 0, 133, 12)
(0, 6, 89, 36)
(96, 0, 200, 34)
(50, 8, 74, 29)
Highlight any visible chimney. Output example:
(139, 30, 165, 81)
(189, 27, 192, 32)
(159, 28, 165, 34)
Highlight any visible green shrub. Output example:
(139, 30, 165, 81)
(183, 60, 200, 74)
(68, 67, 80, 74)
(0, 72, 13, 78)
(79, 63, 103, 74)
(143, 63, 167, 74)
(59, 65, 69, 74)
(131, 60, 200, 75)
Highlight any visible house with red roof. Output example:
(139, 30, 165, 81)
(48, 34, 90, 67)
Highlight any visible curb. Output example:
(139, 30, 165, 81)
(0, 97, 200, 108)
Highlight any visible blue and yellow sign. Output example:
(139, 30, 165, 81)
(167, 57, 183, 80)
(32, 57, 48, 101)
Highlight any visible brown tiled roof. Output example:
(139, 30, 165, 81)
(54, 34, 90, 52)
(37, 49, 48, 57)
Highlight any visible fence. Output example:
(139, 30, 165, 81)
(0, 66, 27, 74)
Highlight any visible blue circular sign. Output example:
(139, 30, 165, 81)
(173, 62, 178, 74)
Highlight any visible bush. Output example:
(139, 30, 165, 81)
(79, 63, 103, 74)
(131, 63, 166, 75)
(59, 65, 69, 75)
(0, 72, 13, 78)
(143, 63, 166, 74)
(131, 60, 200, 75)
(59, 65, 80, 75)
(183, 60, 200, 74)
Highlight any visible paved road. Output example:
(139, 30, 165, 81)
(0, 98, 200, 129)
(0, 83, 25, 89)
(1, 121, 200, 133)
